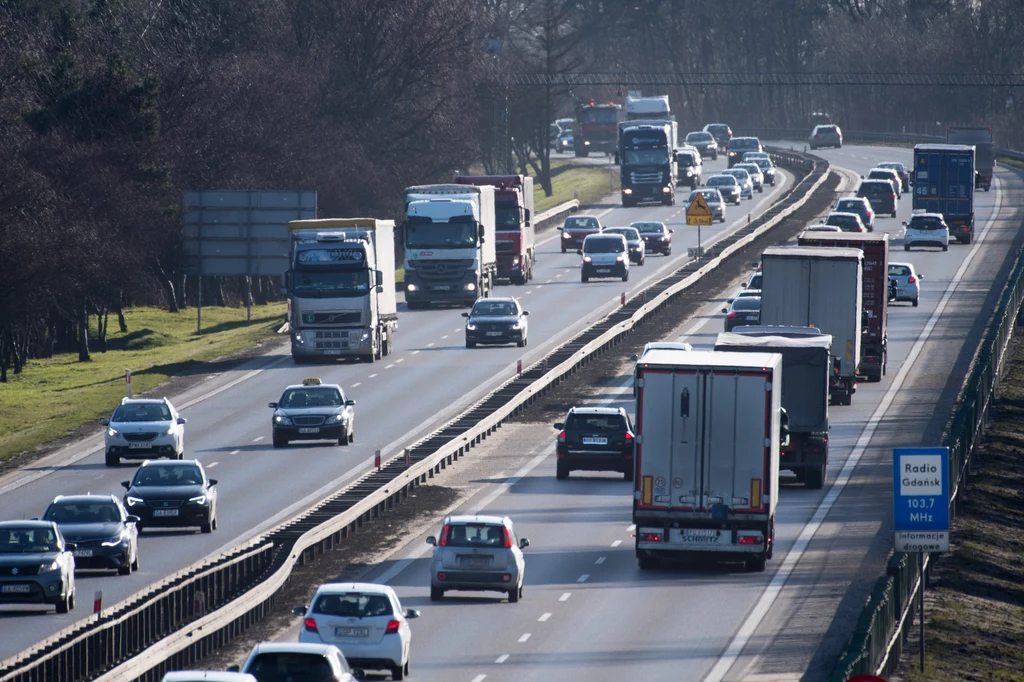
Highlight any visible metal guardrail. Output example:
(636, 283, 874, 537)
(827, 175, 1024, 679)
(0, 150, 827, 682)
(533, 198, 579, 229)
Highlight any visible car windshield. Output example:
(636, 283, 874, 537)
(693, 191, 721, 203)
(441, 522, 508, 548)
(631, 222, 665, 234)
(729, 139, 760, 150)
(112, 403, 172, 422)
(471, 300, 517, 316)
(738, 165, 760, 174)
(910, 218, 945, 230)
(292, 269, 370, 297)
(860, 183, 892, 196)
(605, 228, 640, 241)
(278, 387, 343, 408)
(726, 170, 750, 181)
(246, 653, 338, 682)
(826, 214, 857, 226)
(707, 177, 737, 187)
(566, 413, 627, 431)
(687, 133, 713, 143)
(677, 154, 698, 166)
(869, 171, 895, 181)
(564, 217, 598, 230)
(748, 273, 762, 288)
(0, 528, 59, 553)
(312, 592, 394, 618)
(624, 149, 669, 165)
(890, 265, 912, 277)
(732, 298, 761, 311)
(584, 238, 624, 254)
(133, 466, 204, 487)
(44, 503, 121, 524)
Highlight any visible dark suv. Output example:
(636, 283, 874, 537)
(703, 123, 732, 152)
(856, 179, 898, 218)
(727, 137, 763, 168)
(553, 407, 635, 481)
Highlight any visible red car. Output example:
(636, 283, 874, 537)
(630, 221, 673, 256)
(558, 215, 602, 253)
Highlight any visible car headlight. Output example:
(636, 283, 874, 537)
(38, 560, 60, 573)
(324, 414, 345, 424)
(510, 322, 523, 330)
(561, 232, 571, 239)
(274, 415, 293, 426)
(361, 331, 370, 341)
(126, 496, 144, 506)
(583, 256, 592, 263)
(465, 323, 477, 331)
(160, 425, 174, 436)
(188, 494, 208, 505)
(616, 255, 624, 262)
(107, 428, 120, 438)
(685, 170, 693, 176)
(101, 536, 126, 547)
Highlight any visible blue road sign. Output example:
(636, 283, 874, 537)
(893, 447, 949, 552)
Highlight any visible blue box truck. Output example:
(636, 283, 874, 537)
(912, 144, 976, 244)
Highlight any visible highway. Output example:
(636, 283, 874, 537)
(0, 154, 795, 660)
(263, 143, 1022, 681)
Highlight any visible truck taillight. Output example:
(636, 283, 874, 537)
(739, 535, 763, 545)
(641, 532, 663, 542)
(385, 619, 401, 634)
(907, 275, 917, 284)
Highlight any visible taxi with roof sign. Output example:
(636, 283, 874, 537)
(268, 378, 356, 448)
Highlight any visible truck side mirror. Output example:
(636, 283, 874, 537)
(375, 270, 383, 287)
(478, 224, 486, 239)
(524, 208, 531, 226)
(779, 408, 791, 447)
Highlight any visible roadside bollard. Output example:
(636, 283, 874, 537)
(748, 214, 751, 224)
(621, 292, 626, 305)
(517, 359, 522, 375)
(93, 590, 102, 614)
(125, 369, 132, 398)
(374, 449, 381, 470)
(404, 449, 411, 468)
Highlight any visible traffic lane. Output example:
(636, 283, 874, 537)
(0, 167, 798, 656)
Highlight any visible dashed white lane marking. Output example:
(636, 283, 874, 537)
(577, 574, 589, 583)
(559, 592, 571, 602)
(351, 383, 361, 388)
(369, 374, 378, 379)
(495, 655, 509, 664)
(595, 556, 606, 565)
(611, 540, 622, 548)
(93, 474, 103, 479)
(518, 633, 531, 643)
(230, 450, 240, 455)
(545, 279, 553, 284)
(554, 273, 562, 278)
(441, 335, 449, 339)
(395, 358, 405, 363)
(526, 290, 533, 294)
(252, 436, 263, 443)
(207, 461, 219, 468)
(626, 524, 636, 532)
(411, 350, 420, 355)
(385, 364, 395, 369)
(427, 342, 435, 347)
(539, 612, 552, 622)
(471, 676, 487, 682)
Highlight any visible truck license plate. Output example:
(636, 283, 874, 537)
(1, 585, 31, 593)
(582, 437, 608, 445)
(433, 285, 452, 291)
(322, 349, 342, 355)
(298, 427, 320, 434)
(334, 627, 369, 637)
(153, 509, 179, 517)
(128, 442, 152, 449)
(684, 528, 719, 537)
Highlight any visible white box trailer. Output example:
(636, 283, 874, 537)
(633, 349, 785, 572)
(758, 246, 863, 405)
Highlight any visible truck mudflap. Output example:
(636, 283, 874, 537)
(635, 522, 773, 572)
(948, 218, 974, 244)
(859, 343, 886, 382)
(782, 433, 828, 489)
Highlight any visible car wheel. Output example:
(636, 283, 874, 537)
(664, 248, 671, 255)
(942, 244, 948, 251)
(105, 450, 119, 467)
(904, 245, 910, 251)
(404, 660, 410, 677)
(581, 273, 589, 283)
(430, 587, 444, 602)
(622, 270, 629, 282)
(338, 431, 348, 446)
(348, 428, 354, 444)
(508, 586, 520, 603)
(805, 464, 825, 490)
(466, 340, 476, 348)
(892, 211, 898, 218)
(624, 467, 634, 482)
(913, 297, 919, 307)
(201, 515, 215, 534)
(392, 663, 406, 680)
(556, 461, 569, 480)
(118, 554, 131, 576)
(273, 435, 288, 448)
(131, 549, 140, 572)
(516, 337, 525, 348)
(56, 586, 72, 614)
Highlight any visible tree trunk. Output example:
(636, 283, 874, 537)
(99, 305, 109, 353)
(78, 298, 91, 362)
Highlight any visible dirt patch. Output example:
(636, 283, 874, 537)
(511, 170, 842, 425)
(892, 336, 1024, 681)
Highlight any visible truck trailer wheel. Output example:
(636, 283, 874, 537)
(805, 464, 825, 490)
(638, 555, 660, 570)
(745, 555, 767, 572)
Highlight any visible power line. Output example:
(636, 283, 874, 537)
(493, 72, 1024, 87)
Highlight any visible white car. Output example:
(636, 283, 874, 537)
(722, 168, 754, 199)
(161, 673, 256, 682)
(580, 233, 630, 282)
(631, 341, 693, 394)
(230, 642, 360, 681)
(889, 262, 922, 307)
(294, 583, 419, 680)
(903, 212, 949, 251)
(805, 224, 842, 232)
(101, 397, 186, 467)
(734, 163, 765, 192)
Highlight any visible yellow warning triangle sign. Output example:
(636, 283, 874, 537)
(687, 192, 713, 217)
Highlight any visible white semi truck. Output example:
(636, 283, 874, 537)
(285, 219, 398, 363)
(402, 184, 497, 309)
(632, 349, 788, 572)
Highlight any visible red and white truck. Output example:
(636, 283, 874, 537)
(632, 349, 787, 572)
(455, 175, 535, 285)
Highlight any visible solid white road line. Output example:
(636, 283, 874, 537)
(252, 436, 263, 443)
(471, 675, 487, 682)
(351, 383, 361, 388)
(207, 462, 218, 468)
(368, 373, 378, 378)
(702, 178, 1003, 682)
(230, 450, 240, 455)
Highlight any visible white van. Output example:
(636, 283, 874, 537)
(579, 233, 630, 282)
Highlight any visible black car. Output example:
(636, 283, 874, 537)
(722, 296, 761, 331)
(630, 221, 673, 256)
(269, 378, 356, 447)
(0, 520, 77, 613)
(703, 123, 733, 151)
(122, 460, 218, 533)
(463, 297, 529, 348)
(684, 131, 717, 160)
(42, 495, 139, 575)
(553, 406, 635, 481)
(727, 137, 764, 168)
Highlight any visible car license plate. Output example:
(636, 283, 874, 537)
(461, 556, 491, 567)
(128, 442, 152, 450)
(153, 509, 179, 517)
(485, 331, 503, 337)
(334, 627, 369, 637)
(74, 549, 94, 558)
(595, 268, 610, 274)
(1, 585, 30, 593)
(433, 285, 451, 291)
(298, 427, 320, 434)
(582, 436, 608, 445)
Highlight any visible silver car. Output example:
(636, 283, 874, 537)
(746, 155, 777, 186)
(889, 261, 922, 307)
(734, 163, 765, 193)
(0, 520, 77, 613)
(722, 168, 754, 199)
(686, 188, 726, 223)
(704, 176, 742, 205)
(602, 227, 646, 265)
(426, 514, 530, 602)
(102, 397, 186, 467)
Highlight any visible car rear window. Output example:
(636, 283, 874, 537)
(313, 592, 393, 617)
(566, 413, 627, 432)
(890, 265, 911, 277)
(729, 138, 760, 150)
(247, 653, 337, 681)
(836, 200, 863, 211)
(859, 183, 893, 196)
(441, 523, 507, 548)
(909, 218, 945, 230)
(826, 214, 856, 225)
(708, 176, 736, 186)
(632, 223, 665, 234)
(733, 298, 761, 311)
(687, 133, 713, 142)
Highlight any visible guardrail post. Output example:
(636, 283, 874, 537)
(620, 292, 626, 305)
(374, 449, 381, 470)
(517, 359, 522, 375)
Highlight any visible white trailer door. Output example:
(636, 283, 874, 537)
(637, 369, 701, 511)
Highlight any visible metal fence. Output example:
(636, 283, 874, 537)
(0, 149, 827, 682)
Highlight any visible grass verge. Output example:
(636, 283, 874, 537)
(0, 303, 287, 464)
(893, 337, 1024, 681)
(528, 157, 619, 212)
